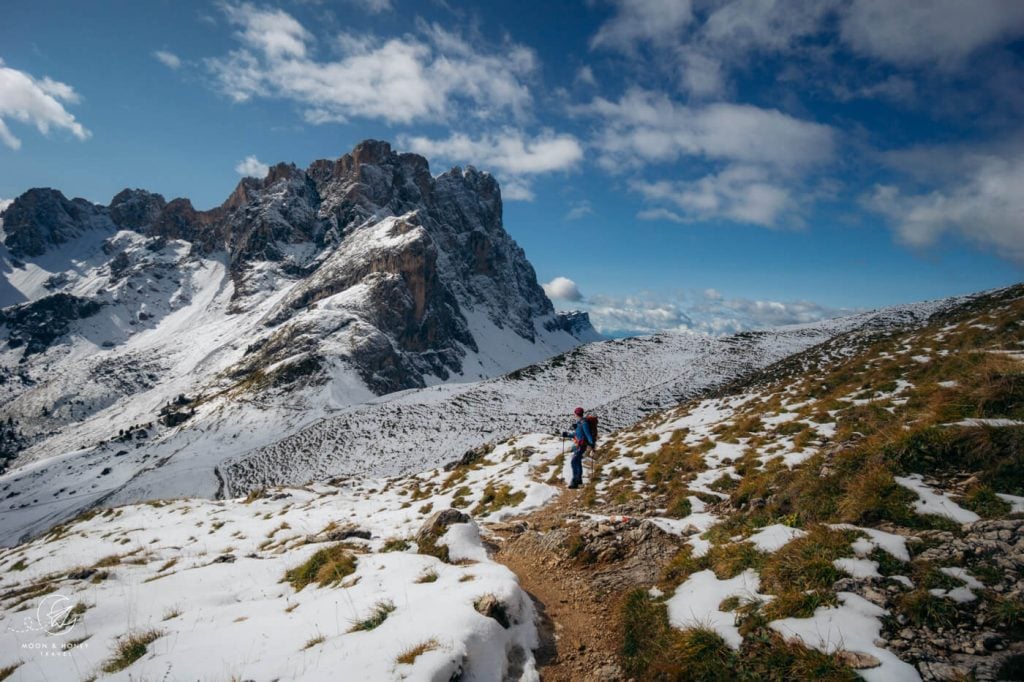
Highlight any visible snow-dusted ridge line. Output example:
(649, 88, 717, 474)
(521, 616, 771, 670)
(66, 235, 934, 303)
(0, 285, 962, 548)
(218, 293, 957, 496)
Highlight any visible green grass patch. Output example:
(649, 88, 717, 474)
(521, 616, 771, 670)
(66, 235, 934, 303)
(381, 538, 411, 552)
(471, 482, 526, 516)
(284, 544, 357, 590)
(619, 589, 855, 681)
(960, 484, 1013, 518)
(760, 526, 858, 593)
(348, 600, 395, 632)
(101, 629, 163, 673)
(896, 589, 959, 628)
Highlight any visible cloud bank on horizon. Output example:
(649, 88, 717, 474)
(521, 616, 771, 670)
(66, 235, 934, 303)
(1, 0, 1022, 335)
(544, 276, 851, 337)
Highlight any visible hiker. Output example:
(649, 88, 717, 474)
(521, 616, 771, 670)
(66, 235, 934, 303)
(561, 407, 596, 489)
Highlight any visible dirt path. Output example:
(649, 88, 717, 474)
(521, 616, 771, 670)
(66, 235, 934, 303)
(490, 489, 626, 682)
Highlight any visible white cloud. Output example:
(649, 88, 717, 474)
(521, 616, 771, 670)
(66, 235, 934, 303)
(0, 60, 90, 150)
(587, 293, 694, 334)
(500, 178, 535, 202)
(564, 200, 594, 221)
(403, 129, 582, 175)
(866, 150, 1024, 263)
(590, 0, 694, 52)
(675, 48, 726, 98)
(543, 276, 584, 302)
(632, 166, 797, 228)
(840, 0, 1024, 69)
(702, 0, 838, 55)
(584, 289, 849, 336)
(575, 89, 832, 226)
(208, 5, 536, 125)
(402, 129, 582, 202)
(223, 3, 312, 59)
(579, 89, 835, 172)
(0, 198, 12, 214)
(153, 50, 182, 69)
(235, 154, 269, 177)
(590, 0, 836, 97)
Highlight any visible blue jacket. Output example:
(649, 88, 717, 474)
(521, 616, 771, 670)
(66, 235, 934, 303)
(573, 418, 594, 447)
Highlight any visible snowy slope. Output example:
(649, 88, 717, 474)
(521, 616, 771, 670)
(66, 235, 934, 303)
(0, 290, 958, 547)
(219, 294, 957, 493)
(1, 283, 1018, 681)
(0, 142, 599, 545)
(0, 435, 570, 681)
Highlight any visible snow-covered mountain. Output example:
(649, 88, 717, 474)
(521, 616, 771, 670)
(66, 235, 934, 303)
(1, 283, 1019, 682)
(0, 138, 975, 550)
(0, 275, 955, 547)
(0, 141, 598, 536)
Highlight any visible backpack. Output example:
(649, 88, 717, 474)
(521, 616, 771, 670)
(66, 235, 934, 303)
(584, 415, 599, 446)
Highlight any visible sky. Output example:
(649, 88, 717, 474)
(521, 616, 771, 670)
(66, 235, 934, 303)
(1, 0, 1023, 336)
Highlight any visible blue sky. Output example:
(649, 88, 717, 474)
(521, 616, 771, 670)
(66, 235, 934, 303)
(1, 0, 1023, 335)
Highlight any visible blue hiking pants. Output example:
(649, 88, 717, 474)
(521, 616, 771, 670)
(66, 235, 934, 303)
(570, 448, 584, 485)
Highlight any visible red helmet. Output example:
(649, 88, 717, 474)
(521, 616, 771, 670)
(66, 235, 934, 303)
(574, 407, 584, 417)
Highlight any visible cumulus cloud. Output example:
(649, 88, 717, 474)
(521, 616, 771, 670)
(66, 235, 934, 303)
(0, 60, 90, 150)
(208, 4, 536, 125)
(153, 50, 182, 69)
(590, 0, 694, 52)
(840, 0, 1024, 69)
(590, 0, 835, 97)
(586, 294, 694, 335)
(402, 129, 582, 202)
(235, 154, 270, 178)
(589, 0, 1024, 107)
(0, 198, 12, 214)
(404, 130, 582, 175)
(866, 149, 1024, 263)
(702, 0, 838, 55)
(543, 276, 584, 302)
(500, 178, 535, 202)
(632, 166, 797, 227)
(574, 89, 832, 226)
(584, 289, 850, 336)
(578, 89, 835, 172)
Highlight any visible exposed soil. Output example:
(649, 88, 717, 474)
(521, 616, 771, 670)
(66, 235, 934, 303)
(490, 488, 628, 682)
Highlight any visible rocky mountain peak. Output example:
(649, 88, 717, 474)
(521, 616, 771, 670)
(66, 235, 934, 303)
(2, 188, 113, 258)
(1, 139, 598, 402)
(109, 188, 167, 231)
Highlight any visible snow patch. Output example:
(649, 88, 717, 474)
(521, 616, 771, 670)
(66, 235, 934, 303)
(894, 475, 980, 524)
(667, 569, 770, 650)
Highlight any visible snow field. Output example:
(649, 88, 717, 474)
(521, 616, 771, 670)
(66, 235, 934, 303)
(0, 434, 569, 681)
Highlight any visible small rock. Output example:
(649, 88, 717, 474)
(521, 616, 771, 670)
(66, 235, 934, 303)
(417, 509, 470, 542)
(475, 594, 510, 629)
(837, 650, 881, 669)
(212, 553, 235, 564)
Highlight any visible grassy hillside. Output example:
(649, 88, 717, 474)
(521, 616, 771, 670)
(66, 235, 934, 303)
(578, 284, 1024, 680)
